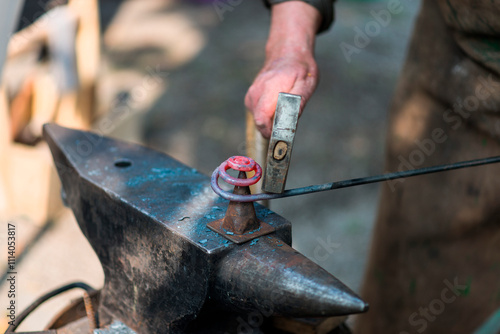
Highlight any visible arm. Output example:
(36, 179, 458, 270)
(245, 2, 322, 138)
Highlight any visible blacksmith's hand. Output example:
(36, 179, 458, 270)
(245, 2, 321, 139)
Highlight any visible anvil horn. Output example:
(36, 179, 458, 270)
(214, 236, 368, 316)
(43, 123, 368, 334)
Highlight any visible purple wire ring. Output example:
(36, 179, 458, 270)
(211, 156, 278, 202)
(218, 156, 262, 187)
(212, 154, 500, 202)
(211, 165, 275, 202)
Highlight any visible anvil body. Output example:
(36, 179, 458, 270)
(43, 124, 367, 334)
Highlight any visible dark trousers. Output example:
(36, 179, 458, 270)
(356, 1, 500, 333)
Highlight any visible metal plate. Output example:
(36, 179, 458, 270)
(207, 218, 275, 244)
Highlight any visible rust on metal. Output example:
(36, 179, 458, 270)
(273, 141, 288, 161)
(83, 291, 97, 332)
(207, 171, 275, 244)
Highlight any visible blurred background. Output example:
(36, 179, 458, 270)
(0, 0, 420, 331)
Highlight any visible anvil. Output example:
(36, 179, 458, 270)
(42, 124, 368, 334)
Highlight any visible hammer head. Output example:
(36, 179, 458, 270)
(262, 93, 301, 193)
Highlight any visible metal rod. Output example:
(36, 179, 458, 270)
(5, 282, 95, 332)
(212, 156, 500, 202)
(83, 291, 97, 332)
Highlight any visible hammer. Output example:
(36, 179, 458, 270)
(262, 92, 301, 194)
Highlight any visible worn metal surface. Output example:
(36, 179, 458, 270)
(213, 235, 367, 317)
(43, 124, 367, 334)
(94, 321, 137, 334)
(262, 93, 301, 194)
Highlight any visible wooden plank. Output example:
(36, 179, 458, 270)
(0, 86, 10, 217)
(1, 0, 100, 226)
(6, 142, 64, 225)
(28, 69, 59, 138)
(0, 1, 25, 221)
(9, 74, 34, 141)
(69, 0, 100, 128)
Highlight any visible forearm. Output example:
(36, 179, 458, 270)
(245, 2, 326, 138)
(266, 2, 321, 60)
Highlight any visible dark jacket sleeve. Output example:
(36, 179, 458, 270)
(263, 0, 335, 33)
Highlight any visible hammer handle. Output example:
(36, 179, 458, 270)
(245, 110, 269, 206)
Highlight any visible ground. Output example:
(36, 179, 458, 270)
(0, 0, 419, 331)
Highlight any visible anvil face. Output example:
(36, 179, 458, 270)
(43, 124, 367, 334)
